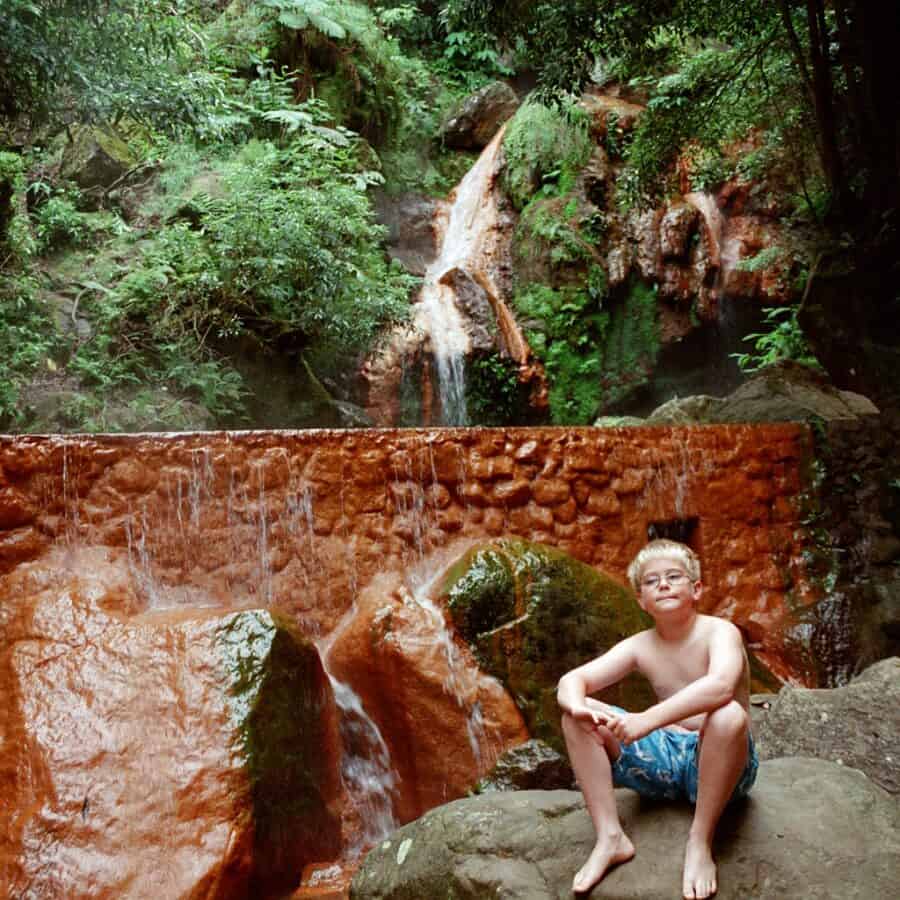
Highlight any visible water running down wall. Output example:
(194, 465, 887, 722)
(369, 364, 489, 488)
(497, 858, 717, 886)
(1, 426, 818, 677)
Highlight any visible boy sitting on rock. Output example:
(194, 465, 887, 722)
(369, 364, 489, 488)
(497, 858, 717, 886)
(557, 539, 757, 898)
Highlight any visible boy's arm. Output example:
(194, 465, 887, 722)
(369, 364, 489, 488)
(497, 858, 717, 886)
(556, 636, 639, 721)
(609, 622, 745, 743)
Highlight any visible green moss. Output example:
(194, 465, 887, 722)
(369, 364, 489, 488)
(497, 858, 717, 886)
(446, 547, 517, 641)
(500, 100, 592, 211)
(440, 539, 655, 749)
(516, 196, 592, 269)
(597, 277, 661, 411)
(513, 276, 610, 424)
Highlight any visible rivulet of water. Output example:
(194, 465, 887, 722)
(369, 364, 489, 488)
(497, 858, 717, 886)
(319, 602, 399, 853)
(329, 676, 399, 852)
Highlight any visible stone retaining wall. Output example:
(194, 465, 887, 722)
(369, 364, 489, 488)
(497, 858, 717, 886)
(0, 425, 815, 680)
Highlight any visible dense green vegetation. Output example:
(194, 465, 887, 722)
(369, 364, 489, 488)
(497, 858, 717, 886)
(0, 1, 894, 430)
(0, 0, 474, 429)
(447, 0, 900, 406)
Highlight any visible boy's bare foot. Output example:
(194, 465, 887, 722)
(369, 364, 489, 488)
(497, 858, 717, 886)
(572, 832, 635, 894)
(682, 834, 717, 898)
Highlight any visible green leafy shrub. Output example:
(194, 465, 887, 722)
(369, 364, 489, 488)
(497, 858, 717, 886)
(517, 198, 593, 269)
(731, 305, 822, 374)
(32, 193, 94, 253)
(68, 130, 414, 421)
(0, 151, 34, 259)
(466, 353, 531, 426)
(0, 275, 59, 425)
(501, 99, 592, 210)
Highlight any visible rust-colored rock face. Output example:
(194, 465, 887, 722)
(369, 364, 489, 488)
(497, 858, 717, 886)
(326, 571, 529, 822)
(0, 546, 342, 899)
(0, 425, 824, 896)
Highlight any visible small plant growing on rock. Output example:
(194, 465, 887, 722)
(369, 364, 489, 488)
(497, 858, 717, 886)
(731, 305, 822, 374)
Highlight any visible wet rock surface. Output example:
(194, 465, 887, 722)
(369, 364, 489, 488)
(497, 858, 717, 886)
(0, 547, 342, 899)
(350, 758, 900, 900)
(755, 658, 900, 793)
(439, 82, 519, 150)
(0, 427, 821, 683)
(372, 191, 439, 277)
(325, 571, 529, 823)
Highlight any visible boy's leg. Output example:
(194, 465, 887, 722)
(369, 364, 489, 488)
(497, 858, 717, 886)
(561, 699, 635, 893)
(684, 701, 750, 899)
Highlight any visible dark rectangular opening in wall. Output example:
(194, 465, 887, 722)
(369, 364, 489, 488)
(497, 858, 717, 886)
(647, 517, 699, 546)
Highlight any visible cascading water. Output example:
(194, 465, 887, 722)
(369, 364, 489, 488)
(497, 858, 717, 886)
(318, 606, 399, 854)
(413, 128, 508, 425)
(683, 190, 762, 393)
(410, 585, 488, 763)
(329, 677, 399, 850)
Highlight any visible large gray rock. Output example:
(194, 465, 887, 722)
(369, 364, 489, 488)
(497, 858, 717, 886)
(755, 657, 900, 794)
(439, 267, 497, 352)
(373, 191, 439, 276)
(59, 124, 136, 201)
(713, 362, 878, 423)
(639, 362, 879, 426)
(351, 759, 900, 899)
(439, 82, 519, 150)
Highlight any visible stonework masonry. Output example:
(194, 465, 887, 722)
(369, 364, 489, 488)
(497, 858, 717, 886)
(0, 425, 816, 681)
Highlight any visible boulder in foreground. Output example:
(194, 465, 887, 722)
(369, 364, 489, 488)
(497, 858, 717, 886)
(351, 758, 900, 899)
(755, 657, 900, 793)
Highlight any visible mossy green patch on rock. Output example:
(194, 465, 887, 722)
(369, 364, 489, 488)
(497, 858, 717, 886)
(60, 124, 137, 196)
(598, 277, 661, 412)
(439, 539, 654, 750)
(216, 609, 341, 894)
(445, 546, 517, 641)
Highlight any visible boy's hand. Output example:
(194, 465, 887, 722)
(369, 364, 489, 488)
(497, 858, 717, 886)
(606, 711, 653, 745)
(566, 704, 609, 727)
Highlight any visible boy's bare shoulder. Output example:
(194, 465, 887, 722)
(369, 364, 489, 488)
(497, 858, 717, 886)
(625, 626, 658, 656)
(698, 614, 743, 640)
(697, 615, 747, 660)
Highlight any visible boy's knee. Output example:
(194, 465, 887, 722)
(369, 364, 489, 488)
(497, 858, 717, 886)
(560, 712, 620, 757)
(706, 701, 748, 738)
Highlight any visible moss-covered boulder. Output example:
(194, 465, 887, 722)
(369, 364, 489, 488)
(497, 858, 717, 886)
(438, 539, 655, 750)
(59, 124, 136, 201)
(217, 610, 343, 894)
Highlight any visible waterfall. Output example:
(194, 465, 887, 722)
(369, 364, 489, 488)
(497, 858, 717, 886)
(414, 128, 507, 425)
(329, 676, 399, 851)
(684, 190, 753, 388)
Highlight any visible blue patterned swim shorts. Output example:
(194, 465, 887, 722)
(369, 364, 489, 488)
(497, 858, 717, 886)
(607, 706, 758, 804)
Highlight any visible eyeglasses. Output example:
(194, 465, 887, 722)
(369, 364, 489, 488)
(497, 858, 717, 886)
(641, 570, 690, 589)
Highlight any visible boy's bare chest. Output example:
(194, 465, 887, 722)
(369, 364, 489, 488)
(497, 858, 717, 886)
(639, 635, 711, 698)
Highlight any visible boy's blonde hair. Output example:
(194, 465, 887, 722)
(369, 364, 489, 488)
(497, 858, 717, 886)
(627, 539, 701, 592)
